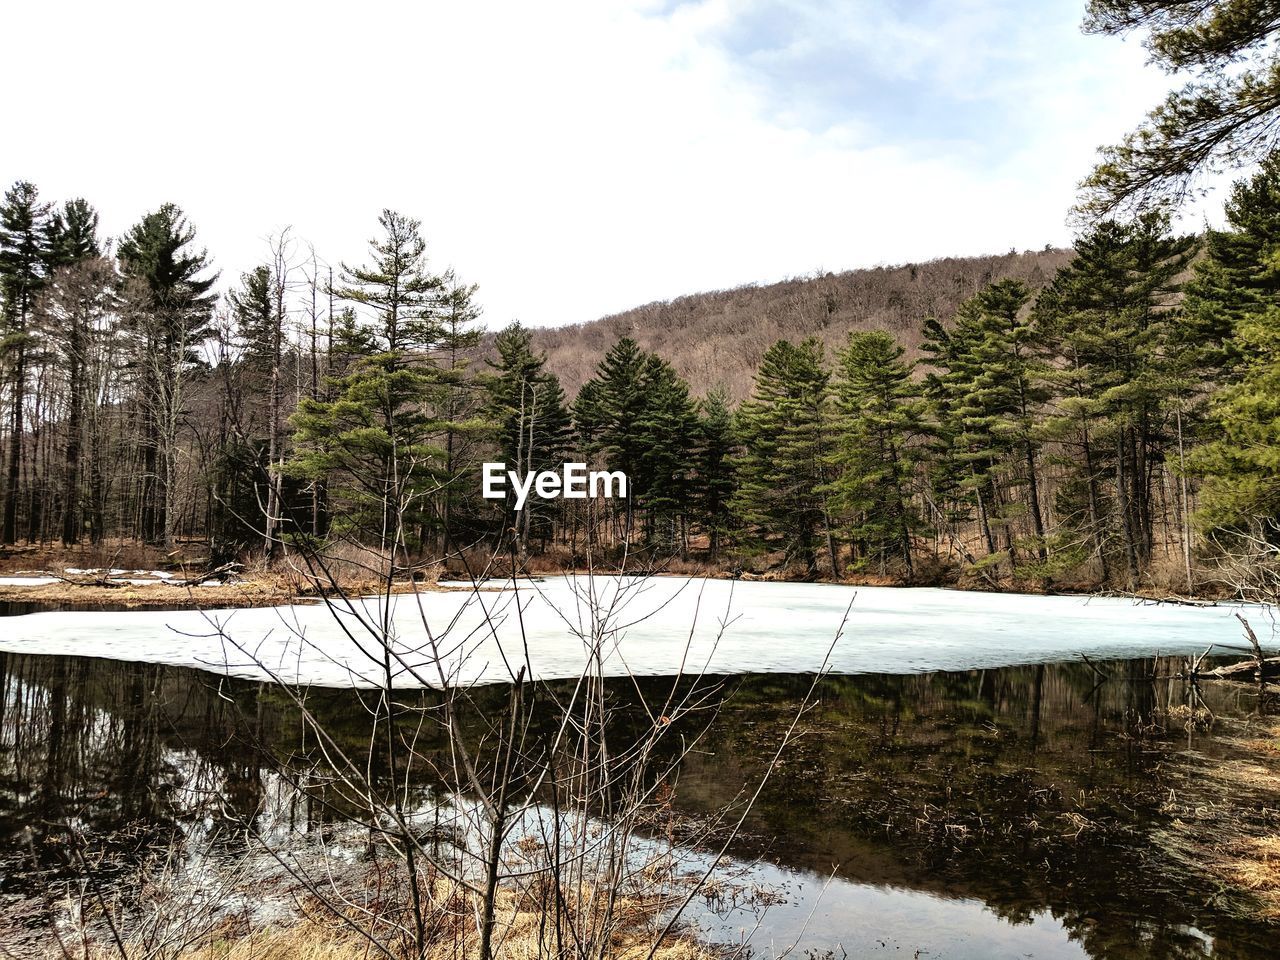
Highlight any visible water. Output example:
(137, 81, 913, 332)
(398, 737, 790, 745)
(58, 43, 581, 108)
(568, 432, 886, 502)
(0, 577, 1272, 686)
(1, 651, 1276, 957)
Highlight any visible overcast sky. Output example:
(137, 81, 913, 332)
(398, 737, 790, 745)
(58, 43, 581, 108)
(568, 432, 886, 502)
(4, 0, 1198, 329)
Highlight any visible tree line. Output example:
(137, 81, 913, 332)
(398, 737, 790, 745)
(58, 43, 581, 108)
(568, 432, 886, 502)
(1, 159, 1278, 589)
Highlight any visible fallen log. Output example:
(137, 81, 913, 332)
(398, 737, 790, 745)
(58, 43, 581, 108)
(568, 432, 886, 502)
(1176, 614, 1279, 682)
(1201, 657, 1280, 681)
(164, 562, 242, 588)
(50, 569, 126, 588)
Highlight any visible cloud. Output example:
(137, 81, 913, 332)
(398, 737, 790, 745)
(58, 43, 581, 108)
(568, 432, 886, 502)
(1, 0, 1187, 330)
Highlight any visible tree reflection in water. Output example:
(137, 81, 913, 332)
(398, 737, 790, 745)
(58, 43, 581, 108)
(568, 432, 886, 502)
(0, 652, 1276, 958)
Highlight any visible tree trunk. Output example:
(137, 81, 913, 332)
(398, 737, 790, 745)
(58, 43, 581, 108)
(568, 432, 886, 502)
(1116, 429, 1140, 587)
(1080, 419, 1109, 582)
(1024, 440, 1047, 563)
(1175, 404, 1193, 593)
(4, 346, 25, 544)
(61, 313, 84, 545)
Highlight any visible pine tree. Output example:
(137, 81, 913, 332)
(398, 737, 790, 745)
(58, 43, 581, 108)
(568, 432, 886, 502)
(924, 280, 1049, 571)
(336, 210, 445, 356)
(486, 322, 571, 555)
(434, 278, 489, 553)
(1192, 304, 1280, 534)
(225, 262, 289, 553)
(630, 355, 698, 549)
(693, 388, 737, 559)
(574, 337, 651, 539)
(1167, 156, 1280, 575)
(573, 338, 698, 549)
(0, 181, 51, 544)
(38, 200, 107, 545)
(1184, 151, 1280, 375)
(1081, 1, 1280, 216)
(229, 265, 276, 369)
(118, 203, 219, 545)
(732, 338, 837, 577)
(289, 211, 448, 553)
(829, 331, 925, 577)
(574, 337, 646, 462)
(1187, 157, 1280, 535)
(45, 198, 101, 268)
(1034, 213, 1197, 584)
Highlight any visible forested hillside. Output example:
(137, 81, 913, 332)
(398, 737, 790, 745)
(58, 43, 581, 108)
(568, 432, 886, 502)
(529, 249, 1074, 400)
(1, 162, 1278, 595)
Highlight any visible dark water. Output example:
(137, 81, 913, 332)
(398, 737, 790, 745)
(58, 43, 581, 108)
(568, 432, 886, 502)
(1, 651, 1277, 958)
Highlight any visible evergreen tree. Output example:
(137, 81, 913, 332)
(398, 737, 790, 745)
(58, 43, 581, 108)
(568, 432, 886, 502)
(486, 322, 571, 555)
(38, 200, 107, 545)
(335, 209, 445, 356)
(118, 203, 219, 545)
(631, 355, 698, 549)
(574, 337, 651, 538)
(435, 278, 489, 552)
(574, 337, 647, 464)
(221, 263, 286, 552)
(289, 211, 448, 552)
(693, 388, 737, 559)
(1192, 303, 1280, 534)
(1034, 213, 1197, 584)
(574, 337, 698, 548)
(1081, 1, 1280, 216)
(924, 280, 1049, 571)
(1184, 151, 1280, 374)
(45, 198, 101, 268)
(733, 338, 837, 577)
(0, 181, 51, 544)
(229, 265, 276, 369)
(1187, 157, 1280, 535)
(829, 331, 925, 577)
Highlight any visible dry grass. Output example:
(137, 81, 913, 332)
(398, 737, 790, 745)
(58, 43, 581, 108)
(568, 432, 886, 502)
(1224, 836, 1280, 920)
(1156, 714, 1280, 923)
(181, 925, 369, 960)
(0, 540, 446, 609)
(0, 579, 305, 609)
(0, 540, 203, 576)
(64, 879, 718, 960)
(175, 921, 712, 960)
(263, 541, 433, 597)
(1230, 836, 1280, 887)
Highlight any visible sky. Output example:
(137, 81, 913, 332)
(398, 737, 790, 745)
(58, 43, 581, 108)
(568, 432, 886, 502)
(2, 0, 1201, 329)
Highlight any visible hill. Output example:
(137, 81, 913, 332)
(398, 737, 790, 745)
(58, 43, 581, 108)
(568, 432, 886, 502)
(528, 248, 1074, 401)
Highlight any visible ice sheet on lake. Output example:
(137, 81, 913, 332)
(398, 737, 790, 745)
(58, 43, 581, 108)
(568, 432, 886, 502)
(0, 576, 1273, 687)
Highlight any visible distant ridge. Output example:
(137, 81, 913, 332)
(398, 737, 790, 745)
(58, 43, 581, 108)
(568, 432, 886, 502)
(528, 248, 1073, 401)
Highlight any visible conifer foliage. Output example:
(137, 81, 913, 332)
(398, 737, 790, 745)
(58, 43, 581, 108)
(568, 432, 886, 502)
(830, 331, 924, 576)
(733, 339, 837, 577)
(0, 169, 1279, 592)
(289, 211, 453, 550)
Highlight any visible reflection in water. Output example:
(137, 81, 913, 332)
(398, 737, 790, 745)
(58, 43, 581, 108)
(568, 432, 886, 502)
(0, 653, 1276, 957)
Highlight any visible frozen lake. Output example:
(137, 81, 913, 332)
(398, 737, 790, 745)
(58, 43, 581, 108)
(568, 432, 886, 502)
(0, 576, 1272, 687)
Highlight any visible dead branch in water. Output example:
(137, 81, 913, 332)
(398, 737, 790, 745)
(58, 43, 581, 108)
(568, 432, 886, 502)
(1080, 654, 1110, 680)
(1103, 590, 1222, 608)
(1199, 657, 1280, 682)
(1177, 614, 1280, 683)
(164, 561, 241, 587)
(50, 569, 127, 588)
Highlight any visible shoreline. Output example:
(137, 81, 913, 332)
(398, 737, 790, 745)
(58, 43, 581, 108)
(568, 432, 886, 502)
(0, 565, 1249, 612)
